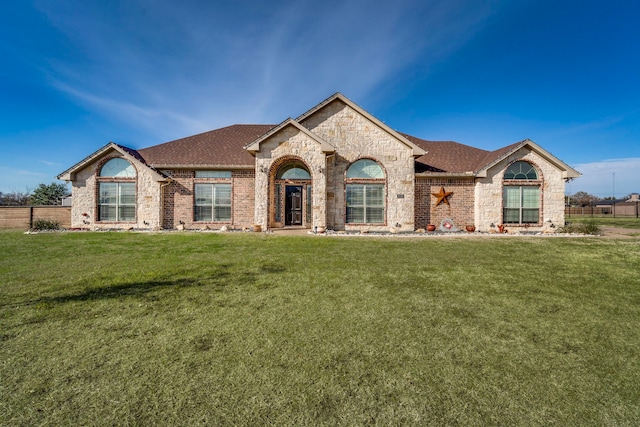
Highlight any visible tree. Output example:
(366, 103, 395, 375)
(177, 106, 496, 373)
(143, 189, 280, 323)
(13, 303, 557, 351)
(0, 191, 30, 206)
(29, 183, 70, 206)
(570, 191, 600, 207)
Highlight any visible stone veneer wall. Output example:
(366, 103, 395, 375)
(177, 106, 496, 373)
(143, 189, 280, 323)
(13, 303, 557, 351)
(300, 100, 416, 232)
(414, 177, 475, 230)
(162, 169, 255, 229)
(475, 147, 567, 231)
(254, 127, 327, 229)
(70, 151, 162, 229)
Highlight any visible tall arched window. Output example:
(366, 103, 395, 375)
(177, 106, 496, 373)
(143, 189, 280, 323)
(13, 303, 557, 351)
(98, 158, 136, 222)
(503, 161, 540, 224)
(346, 159, 385, 224)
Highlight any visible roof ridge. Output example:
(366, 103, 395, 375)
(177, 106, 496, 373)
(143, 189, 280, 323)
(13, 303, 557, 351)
(140, 124, 276, 152)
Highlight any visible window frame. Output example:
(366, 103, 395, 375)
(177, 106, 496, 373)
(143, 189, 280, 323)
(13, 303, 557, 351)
(195, 170, 232, 178)
(502, 161, 542, 225)
(503, 185, 540, 224)
(345, 159, 386, 225)
(194, 183, 233, 222)
(98, 181, 137, 222)
(97, 158, 137, 223)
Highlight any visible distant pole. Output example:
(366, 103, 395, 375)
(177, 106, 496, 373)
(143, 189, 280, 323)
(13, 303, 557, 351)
(567, 182, 571, 219)
(613, 172, 616, 218)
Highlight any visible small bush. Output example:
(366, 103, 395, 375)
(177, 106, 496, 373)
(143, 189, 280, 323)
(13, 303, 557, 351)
(32, 219, 61, 231)
(581, 219, 601, 234)
(557, 220, 601, 235)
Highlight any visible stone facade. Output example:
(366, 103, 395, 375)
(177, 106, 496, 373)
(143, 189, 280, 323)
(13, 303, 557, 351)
(249, 100, 418, 232)
(254, 126, 328, 230)
(475, 147, 568, 231)
(70, 149, 162, 230)
(302, 100, 416, 232)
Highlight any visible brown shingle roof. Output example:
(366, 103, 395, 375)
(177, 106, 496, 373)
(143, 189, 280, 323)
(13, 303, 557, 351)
(474, 141, 524, 172)
(134, 124, 532, 176)
(137, 124, 275, 168)
(403, 133, 491, 174)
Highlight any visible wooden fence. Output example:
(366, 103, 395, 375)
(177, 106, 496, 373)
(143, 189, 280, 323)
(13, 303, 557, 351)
(0, 206, 72, 230)
(565, 205, 640, 218)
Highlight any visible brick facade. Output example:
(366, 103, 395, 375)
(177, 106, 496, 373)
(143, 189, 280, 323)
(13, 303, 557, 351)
(162, 169, 255, 229)
(415, 177, 475, 229)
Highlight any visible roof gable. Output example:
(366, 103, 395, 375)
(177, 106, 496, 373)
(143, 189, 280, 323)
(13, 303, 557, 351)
(244, 119, 335, 154)
(296, 93, 426, 157)
(475, 139, 581, 179)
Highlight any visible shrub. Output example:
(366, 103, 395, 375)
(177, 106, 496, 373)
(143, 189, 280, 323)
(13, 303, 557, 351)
(31, 219, 61, 231)
(581, 219, 601, 235)
(557, 219, 601, 235)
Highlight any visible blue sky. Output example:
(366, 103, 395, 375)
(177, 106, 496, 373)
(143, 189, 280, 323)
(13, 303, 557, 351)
(1, 0, 638, 198)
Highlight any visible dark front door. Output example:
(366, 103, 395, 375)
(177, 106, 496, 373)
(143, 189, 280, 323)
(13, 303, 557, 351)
(285, 186, 303, 225)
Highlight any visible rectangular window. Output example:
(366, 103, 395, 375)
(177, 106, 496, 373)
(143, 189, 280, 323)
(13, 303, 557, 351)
(194, 183, 232, 221)
(503, 186, 539, 224)
(99, 182, 136, 221)
(346, 184, 384, 224)
(274, 184, 282, 222)
(195, 171, 232, 178)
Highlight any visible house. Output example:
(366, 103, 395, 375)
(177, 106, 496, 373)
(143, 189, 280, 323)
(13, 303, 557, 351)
(58, 93, 580, 232)
(596, 193, 640, 217)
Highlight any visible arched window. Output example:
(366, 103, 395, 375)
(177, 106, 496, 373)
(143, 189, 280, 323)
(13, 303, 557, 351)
(346, 158, 385, 179)
(98, 158, 136, 222)
(100, 158, 137, 178)
(276, 163, 311, 180)
(346, 159, 385, 224)
(503, 161, 540, 224)
(503, 161, 538, 180)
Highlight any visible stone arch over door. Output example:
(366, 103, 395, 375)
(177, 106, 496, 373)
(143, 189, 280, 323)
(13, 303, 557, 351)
(269, 156, 313, 228)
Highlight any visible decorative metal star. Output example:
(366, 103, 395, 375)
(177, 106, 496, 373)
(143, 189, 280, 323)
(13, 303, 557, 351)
(432, 186, 453, 207)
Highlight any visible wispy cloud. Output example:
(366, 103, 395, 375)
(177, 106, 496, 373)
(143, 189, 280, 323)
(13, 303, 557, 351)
(0, 166, 47, 178)
(51, 80, 210, 137)
(39, 160, 61, 166)
(542, 109, 640, 138)
(35, 0, 501, 137)
(0, 166, 49, 193)
(570, 158, 640, 197)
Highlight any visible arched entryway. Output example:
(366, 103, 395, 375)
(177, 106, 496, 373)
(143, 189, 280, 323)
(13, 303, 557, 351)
(270, 159, 313, 228)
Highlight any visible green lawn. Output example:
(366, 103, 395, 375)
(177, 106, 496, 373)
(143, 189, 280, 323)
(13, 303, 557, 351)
(566, 215, 640, 229)
(1, 231, 639, 425)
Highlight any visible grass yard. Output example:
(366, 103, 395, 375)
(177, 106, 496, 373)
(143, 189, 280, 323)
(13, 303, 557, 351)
(1, 231, 639, 425)
(566, 215, 640, 229)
